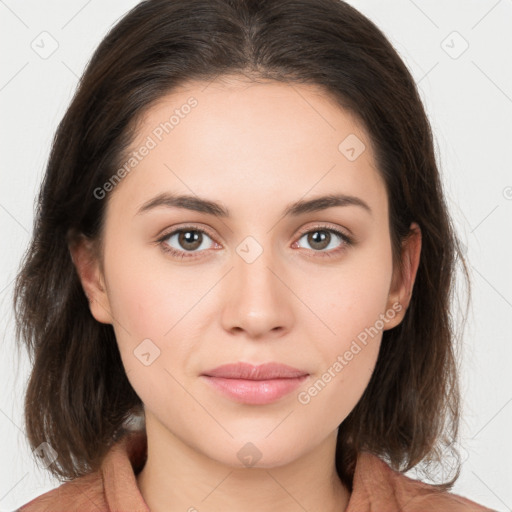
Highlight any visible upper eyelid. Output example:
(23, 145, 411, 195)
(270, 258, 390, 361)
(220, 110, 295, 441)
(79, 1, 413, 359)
(296, 223, 351, 237)
(158, 223, 218, 243)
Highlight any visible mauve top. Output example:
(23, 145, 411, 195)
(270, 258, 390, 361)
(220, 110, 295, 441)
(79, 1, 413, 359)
(17, 431, 495, 512)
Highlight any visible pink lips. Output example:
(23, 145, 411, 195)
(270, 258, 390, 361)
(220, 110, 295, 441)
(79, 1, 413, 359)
(201, 362, 309, 405)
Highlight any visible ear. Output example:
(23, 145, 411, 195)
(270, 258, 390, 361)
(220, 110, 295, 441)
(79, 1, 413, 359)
(384, 222, 422, 330)
(68, 234, 113, 324)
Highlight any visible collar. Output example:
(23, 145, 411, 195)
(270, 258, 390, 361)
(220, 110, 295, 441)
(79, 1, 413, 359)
(20, 430, 492, 511)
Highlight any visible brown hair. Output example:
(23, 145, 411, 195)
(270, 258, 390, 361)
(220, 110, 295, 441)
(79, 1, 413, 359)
(13, 0, 469, 490)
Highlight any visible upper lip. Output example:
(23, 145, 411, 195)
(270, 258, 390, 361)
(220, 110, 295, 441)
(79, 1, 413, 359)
(202, 362, 308, 380)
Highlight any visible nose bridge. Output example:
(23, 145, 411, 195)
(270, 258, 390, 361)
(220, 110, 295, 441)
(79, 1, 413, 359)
(234, 233, 282, 302)
(221, 233, 294, 336)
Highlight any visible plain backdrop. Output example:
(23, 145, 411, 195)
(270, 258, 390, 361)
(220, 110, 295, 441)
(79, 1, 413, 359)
(1, 1, 511, 511)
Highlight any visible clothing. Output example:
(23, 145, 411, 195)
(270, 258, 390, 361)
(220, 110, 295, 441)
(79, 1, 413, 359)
(18, 430, 494, 511)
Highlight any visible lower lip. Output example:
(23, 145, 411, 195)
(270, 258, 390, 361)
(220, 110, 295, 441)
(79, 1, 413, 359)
(201, 375, 309, 405)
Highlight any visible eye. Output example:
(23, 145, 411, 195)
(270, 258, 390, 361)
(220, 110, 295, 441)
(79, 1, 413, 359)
(156, 224, 353, 260)
(157, 226, 219, 260)
(293, 225, 353, 258)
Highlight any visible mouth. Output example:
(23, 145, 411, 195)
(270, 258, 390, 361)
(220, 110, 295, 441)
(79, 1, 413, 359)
(201, 362, 309, 405)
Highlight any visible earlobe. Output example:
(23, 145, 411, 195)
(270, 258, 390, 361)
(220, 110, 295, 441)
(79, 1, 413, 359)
(384, 222, 422, 330)
(68, 235, 112, 325)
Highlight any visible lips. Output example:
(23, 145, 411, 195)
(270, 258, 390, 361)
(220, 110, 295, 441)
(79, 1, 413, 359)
(201, 362, 309, 405)
(201, 362, 308, 380)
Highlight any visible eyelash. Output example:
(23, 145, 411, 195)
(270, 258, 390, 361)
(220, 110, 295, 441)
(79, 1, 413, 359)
(156, 224, 354, 260)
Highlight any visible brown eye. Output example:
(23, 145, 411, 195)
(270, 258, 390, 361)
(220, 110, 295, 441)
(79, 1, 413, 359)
(158, 226, 218, 259)
(305, 230, 332, 250)
(176, 230, 203, 251)
(295, 226, 352, 256)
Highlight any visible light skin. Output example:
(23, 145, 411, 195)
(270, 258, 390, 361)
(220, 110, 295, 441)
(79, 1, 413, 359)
(70, 76, 421, 512)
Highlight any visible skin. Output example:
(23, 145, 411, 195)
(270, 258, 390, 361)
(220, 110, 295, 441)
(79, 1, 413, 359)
(71, 76, 421, 512)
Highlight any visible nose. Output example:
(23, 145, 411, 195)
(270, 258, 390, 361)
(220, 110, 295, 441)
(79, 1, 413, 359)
(220, 239, 295, 340)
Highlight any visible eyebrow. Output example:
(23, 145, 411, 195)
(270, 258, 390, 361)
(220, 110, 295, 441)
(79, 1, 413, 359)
(136, 192, 372, 218)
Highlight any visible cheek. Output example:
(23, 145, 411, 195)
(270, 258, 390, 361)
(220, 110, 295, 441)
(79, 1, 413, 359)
(103, 238, 200, 336)
(100, 244, 202, 390)
(314, 241, 393, 346)
(296, 300, 387, 430)
(299, 243, 392, 411)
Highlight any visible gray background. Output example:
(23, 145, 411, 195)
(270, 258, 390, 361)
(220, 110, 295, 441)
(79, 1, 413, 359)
(0, 1, 511, 510)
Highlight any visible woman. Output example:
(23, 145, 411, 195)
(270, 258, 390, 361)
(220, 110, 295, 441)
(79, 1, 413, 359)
(13, 0, 494, 510)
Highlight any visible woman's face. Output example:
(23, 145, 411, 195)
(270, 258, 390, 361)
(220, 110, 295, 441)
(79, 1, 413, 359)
(75, 77, 419, 468)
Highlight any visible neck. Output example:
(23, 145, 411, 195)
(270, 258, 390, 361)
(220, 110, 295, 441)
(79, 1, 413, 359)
(136, 413, 350, 512)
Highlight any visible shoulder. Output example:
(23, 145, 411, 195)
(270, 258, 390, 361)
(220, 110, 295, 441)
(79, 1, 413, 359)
(16, 471, 107, 512)
(348, 451, 496, 512)
(16, 430, 148, 512)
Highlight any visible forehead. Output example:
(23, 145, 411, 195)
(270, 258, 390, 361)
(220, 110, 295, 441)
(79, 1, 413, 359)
(105, 77, 386, 220)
